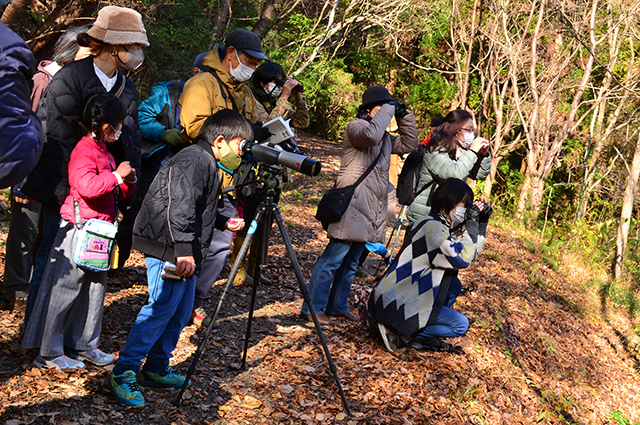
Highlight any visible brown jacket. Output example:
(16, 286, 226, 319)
(327, 104, 417, 243)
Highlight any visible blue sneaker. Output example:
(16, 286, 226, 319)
(138, 367, 190, 388)
(103, 371, 145, 408)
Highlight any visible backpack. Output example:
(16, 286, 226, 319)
(396, 145, 435, 206)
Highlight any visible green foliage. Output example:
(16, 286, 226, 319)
(610, 411, 640, 425)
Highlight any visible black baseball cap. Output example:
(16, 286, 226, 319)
(225, 29, 269, 61)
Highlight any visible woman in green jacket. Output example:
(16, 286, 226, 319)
(407, 109, 491, 224)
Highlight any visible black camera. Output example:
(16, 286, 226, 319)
(276, 78, 304, 94)
(239, 140, 320, 177)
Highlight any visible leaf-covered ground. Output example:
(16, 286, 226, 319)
(1, 133, 640, 424)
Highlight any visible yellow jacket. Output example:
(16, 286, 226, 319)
(179, 48, 267, 143)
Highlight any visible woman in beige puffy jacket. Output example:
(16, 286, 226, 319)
(301, 86, 418, 325)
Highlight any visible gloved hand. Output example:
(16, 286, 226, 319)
(250, 122, 272, 143)
(162, 128, 183, 146)
(479, 201, 493, 223)
(465, 203, 482, 222)
(387, 100, 408, 118)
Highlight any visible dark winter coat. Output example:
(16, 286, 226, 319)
(21, 56, 141, 210)
(0, 23, 44, 189)
(132, 139, 228, 267)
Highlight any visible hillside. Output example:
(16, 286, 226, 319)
(1, 133, 640, 425)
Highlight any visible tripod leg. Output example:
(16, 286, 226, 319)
(175, 206, 265, 405)
(241, 206, 270, 369)
(272, 205, 353, 417)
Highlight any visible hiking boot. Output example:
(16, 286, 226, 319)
(138, 367, 189, 388)
(73, 349, 115, 366)
(34, 355, 85, 370)
(378, 323, 402, 352)
(190, 307, 212, 328)
(2, 296, 27, 313)
(244, 270, 272, 285)
(104, 371, 145, 408)
(410, 337, 464, 354)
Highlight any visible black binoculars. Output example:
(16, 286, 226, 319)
(275, 78, 304, 93)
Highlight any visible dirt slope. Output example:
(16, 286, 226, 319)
(1, 133, 639, 425)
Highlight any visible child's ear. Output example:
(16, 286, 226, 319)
(211, 135, 225, 159)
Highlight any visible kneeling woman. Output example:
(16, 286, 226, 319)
(368, 178, 491, 351)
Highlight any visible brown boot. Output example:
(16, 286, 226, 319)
(246, 238, 272, 285)
(231, 236, 247, 285)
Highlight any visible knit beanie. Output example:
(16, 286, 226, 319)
(360, 85, 393, 110)
(86, 6, 149, 47)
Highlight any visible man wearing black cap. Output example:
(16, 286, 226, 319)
(178, 29, 270, 328)
(179, 28, 269, 143)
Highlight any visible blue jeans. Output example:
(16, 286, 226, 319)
(301, 239, 365, 316)
(412, 276, 468, 339)
(25, 207, 60, 322)
(113, 256, 196, 375)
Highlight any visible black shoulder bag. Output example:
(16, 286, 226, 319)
(315, 144, 385, 230)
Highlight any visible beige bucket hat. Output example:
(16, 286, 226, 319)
(86, 6, 149, 47)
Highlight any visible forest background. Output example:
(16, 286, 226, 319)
(4, 0, 640, 326)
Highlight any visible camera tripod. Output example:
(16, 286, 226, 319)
(175, 182, 352, 416)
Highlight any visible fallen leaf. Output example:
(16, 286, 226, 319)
(242, 395, 262, 409)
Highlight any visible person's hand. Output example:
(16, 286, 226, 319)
(115, 161, 134, 180)
(13, 195, 29, 205)
(226, 218, 245, 231)
(477, 197, 493, 222)
(176, 255, 196, 277)
(470, 137, 490, 155)
(162, 128, 183, 146)
(465, 202, 482, 222)
(387, 100, 408, 118)
(125, 168, 137, 183)
(250, 122, 271, 142)
(281, 78, 301, 100)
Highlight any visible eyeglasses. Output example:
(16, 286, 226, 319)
(459, 126, 475, 133)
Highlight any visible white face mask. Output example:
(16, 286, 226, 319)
(267, 82, 282, 97)
(120, 47, 145, 71)
(450, 206, 466, 226)
(229, 50, 255, 83)
(458, 131, 475, 149)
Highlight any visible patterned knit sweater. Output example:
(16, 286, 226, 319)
(370, 212, 486, 337)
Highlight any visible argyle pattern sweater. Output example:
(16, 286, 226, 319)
(370, 212, 486, 337)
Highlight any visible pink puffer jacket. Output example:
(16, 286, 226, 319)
(60, 136, 136, 224)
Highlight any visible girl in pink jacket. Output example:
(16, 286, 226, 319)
(22, 94, 136, 370)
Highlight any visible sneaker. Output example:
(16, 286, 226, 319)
(378, 323, 401, 352)
(74, 349, 115, 366)
(33, 355, 85, 370)
(138, 367, 190, 388)
(191, 307, 212, 328)
(104, 371, 145, 408)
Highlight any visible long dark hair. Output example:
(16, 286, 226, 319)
(430, 178, 474, 214)
(427, 109, 473, 159)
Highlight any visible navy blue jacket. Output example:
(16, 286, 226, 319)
(0, 23, 44, 189)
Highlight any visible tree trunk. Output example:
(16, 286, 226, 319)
(614, 131, 640, 279)
(253, 0, 283, 37)
(1, 0, 31, 29)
